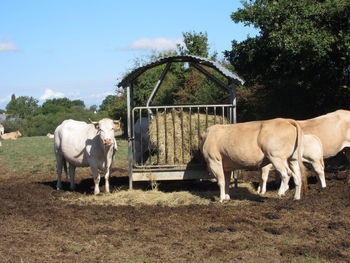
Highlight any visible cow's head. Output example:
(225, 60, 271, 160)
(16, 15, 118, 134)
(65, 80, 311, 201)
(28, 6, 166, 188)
(91, 118, 117, 147)
(16, 130, 22, 137)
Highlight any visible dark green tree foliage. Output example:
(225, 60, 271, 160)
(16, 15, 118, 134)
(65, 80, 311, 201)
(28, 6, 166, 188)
(225, 0, 350, 119)
(3, 96, 107, 136)
(6, 95, 39, 119)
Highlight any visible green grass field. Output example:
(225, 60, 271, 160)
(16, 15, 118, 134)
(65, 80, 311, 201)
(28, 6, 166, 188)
(0, 136, 128, 175)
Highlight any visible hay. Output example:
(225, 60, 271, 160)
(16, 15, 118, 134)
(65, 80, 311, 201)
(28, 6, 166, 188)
(149, 110, 229, 164)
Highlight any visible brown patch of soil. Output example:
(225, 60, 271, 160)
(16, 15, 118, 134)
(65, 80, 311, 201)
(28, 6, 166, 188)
(0, 166, 349, 263)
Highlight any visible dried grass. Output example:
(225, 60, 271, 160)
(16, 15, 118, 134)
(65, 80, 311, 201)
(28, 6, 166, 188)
(148, 110, 229, 164)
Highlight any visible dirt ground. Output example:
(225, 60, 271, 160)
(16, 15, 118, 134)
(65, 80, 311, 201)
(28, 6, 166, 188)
(0, 163, 350, 263)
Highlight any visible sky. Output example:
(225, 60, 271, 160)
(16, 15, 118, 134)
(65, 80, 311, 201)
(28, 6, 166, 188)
(0, 0, 258, 110)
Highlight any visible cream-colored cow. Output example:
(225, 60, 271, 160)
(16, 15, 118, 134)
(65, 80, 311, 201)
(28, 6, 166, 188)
(0, 130, 22, 140)
(257, 134, 326, 195)
(299, 110, 350, 182)
(201, 118, 306, 202)
(0, 124, 4, 136)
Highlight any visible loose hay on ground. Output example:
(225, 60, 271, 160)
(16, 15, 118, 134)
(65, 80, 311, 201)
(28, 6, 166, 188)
(61, 182, 267, 207)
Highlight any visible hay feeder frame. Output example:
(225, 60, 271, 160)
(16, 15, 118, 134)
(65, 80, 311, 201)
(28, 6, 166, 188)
(118, 55, 244, 189)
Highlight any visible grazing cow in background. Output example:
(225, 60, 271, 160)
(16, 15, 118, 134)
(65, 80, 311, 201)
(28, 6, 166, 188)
(0, 130, 22, 140)
(54, 118, 121, 195)
(257, 134, 326, 195)
(47, 133, 54, 139)
(0, 124, 4, 135)
(201, 118, 306, 202)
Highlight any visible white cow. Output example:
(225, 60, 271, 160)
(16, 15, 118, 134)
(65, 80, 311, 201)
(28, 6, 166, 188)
(0, 124, 4, 136)
(54, 118, 121, 194)
(257, 134, 326, 195)
(134, 117, 156, 164)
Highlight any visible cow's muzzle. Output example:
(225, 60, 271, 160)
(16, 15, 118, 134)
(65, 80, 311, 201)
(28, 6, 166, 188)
(103, 138, 113, 146)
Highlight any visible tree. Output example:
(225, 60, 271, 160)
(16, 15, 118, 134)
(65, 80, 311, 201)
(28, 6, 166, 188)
(6, 95, 39, 119)
(225, 0, 350, 119)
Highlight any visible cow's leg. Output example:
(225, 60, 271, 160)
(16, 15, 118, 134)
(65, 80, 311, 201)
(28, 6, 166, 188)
(311, 161, 326, 189)
(258, 164, 272, 194)
(269, 158, 290, 197)
(90, 166, 101, 195)
(56, 154, 63, 190)
(208, 160, 226, 202)
(68, 165, 76, 191)
(224, 171, 231, 201)
(289, 160, 302, 200)
(343, 148, 350, 182)
(104, 169, 110, 193)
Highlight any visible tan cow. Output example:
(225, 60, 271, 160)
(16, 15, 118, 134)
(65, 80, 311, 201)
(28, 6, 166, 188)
(201, 118, 306, 202)
(258, 134, 326, 195)
(257, 109, 350, 191)
(299, 110, 350, 182)
(0, 130, 22, 140)
(47, 133, 54, 139)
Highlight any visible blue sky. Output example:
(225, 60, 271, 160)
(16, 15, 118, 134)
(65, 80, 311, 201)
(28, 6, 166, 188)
(0, 0, 257, 109)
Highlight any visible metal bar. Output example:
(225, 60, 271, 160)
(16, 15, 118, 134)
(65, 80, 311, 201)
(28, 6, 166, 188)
(164, 108, 168, 164)
(181, 107, 184, 164)
(189, 107, 192, 158)
(205, 107, 208, 129)
(146, 62, 171, 108)
(191, 63, 229, 91)
(172, 108, 176, 164)
(133, 104, 233, 110)
(126, 85, 133, 189)
(214, 107, 217, 125)
(139, 108, 143, 165)
(222, 106, 225, 124)
(197, 106, 200, 149)
(156, 108, 159, 164)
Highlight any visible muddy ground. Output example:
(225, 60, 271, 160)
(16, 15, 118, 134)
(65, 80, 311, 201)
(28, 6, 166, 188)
(0, 163, 349, 263)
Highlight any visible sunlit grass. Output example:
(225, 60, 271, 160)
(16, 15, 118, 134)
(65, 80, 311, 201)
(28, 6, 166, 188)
(0, 136, 128, 175)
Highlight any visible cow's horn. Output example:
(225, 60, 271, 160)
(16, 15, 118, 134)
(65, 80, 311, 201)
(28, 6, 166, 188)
(89, 118, 98, 125)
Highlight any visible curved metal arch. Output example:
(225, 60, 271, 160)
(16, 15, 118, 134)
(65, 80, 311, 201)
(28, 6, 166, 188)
(117, 55, 244, 88)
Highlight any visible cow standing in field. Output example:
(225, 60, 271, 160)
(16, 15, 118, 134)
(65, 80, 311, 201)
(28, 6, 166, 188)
(0, 130, 22, 140)
(298, 110, 350, 181)
(257, 134, 326, 195)
(201, 118, 306, 202)
(54, 118, 121, 195)
(0, 124, 4, 136)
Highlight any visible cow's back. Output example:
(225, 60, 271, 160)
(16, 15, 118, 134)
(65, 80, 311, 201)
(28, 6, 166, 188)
(55, 120, 96, 166)
(298, 110, 350, 157)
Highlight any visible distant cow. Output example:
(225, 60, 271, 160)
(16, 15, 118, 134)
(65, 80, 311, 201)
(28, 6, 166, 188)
(0, 130, 22, 140)
(47, 133, 54, 139)
(201, 118, 306, 202)
(0, 124, 4, 135)
(54, 118, 121, 194)
(257, 134, 326, 195)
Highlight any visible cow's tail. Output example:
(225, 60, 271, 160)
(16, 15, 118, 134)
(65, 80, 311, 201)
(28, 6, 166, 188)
(291, 120, 308, 195)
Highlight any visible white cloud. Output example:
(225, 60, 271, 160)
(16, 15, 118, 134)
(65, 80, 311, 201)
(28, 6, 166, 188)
(0, 42, 19, 52)
(89, 92, 114, 99)
(0, 95, 11, 104)
(128, 37, 184, 52)
(40, 89, 64, 100)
